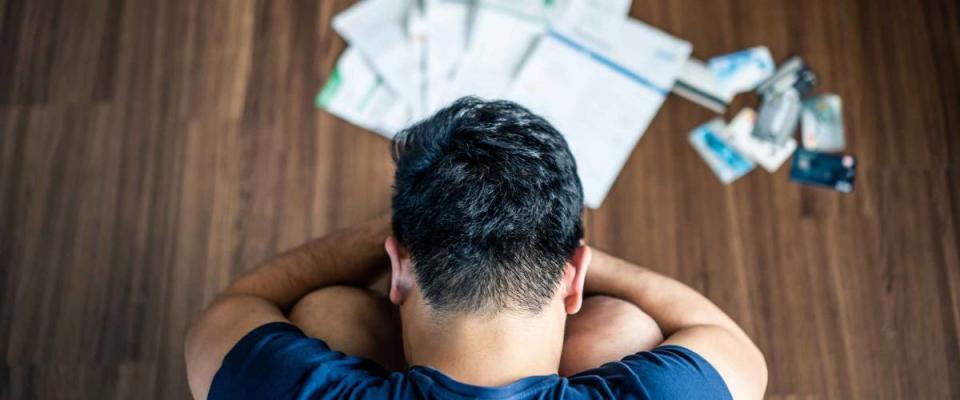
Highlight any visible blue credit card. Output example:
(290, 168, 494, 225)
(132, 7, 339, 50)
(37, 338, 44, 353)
(789, 149, 856, 192)
(689, 119, 754, 184)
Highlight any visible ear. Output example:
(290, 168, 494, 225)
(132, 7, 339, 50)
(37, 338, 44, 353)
(561, 244, 591, 315)
(385, 236, 415, 305)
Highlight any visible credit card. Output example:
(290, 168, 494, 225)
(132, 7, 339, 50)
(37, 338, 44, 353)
(722, 108, 797, 172)
(801, 94, 845, 151)
(689, 119, 755, 184)
(707, 46, 775, 96)
(755, 56, 804, 96)
(673, 58, 731, 113)
(789, 149, 856, 193)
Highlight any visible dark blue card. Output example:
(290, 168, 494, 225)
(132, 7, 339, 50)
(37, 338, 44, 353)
(789, 149, 855, 193)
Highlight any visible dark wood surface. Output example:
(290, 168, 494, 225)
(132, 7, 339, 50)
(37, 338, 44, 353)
(1, 0, 958, 398)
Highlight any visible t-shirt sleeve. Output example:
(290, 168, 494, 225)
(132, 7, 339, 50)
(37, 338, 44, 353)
(208, 322, 396, 400)
(567, 345, 732, 400)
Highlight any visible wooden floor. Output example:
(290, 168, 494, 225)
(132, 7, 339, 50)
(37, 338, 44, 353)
(1, 0, 959, 398)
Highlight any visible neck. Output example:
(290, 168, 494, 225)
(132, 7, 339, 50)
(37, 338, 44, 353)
(402, 298, 567, 387)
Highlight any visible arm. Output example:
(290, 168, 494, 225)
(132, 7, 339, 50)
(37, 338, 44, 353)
(584, 248, 768, 400)
(184, 215, 392, 399)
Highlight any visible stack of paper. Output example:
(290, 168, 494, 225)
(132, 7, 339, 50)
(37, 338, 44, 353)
(319, 0, 693, 208)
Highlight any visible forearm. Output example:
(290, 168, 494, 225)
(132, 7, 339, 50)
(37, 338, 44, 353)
(221, 215, 392, 310)
(585, 249, 768, 398)
(584, 248, 748, 340)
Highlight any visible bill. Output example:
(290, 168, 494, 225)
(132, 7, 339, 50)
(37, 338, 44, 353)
(423, 0, 471, 114)
(333, 0, 426, 118)
(508, 16, 692, 207)
(316, 47, 411, 138)
(555, 0, 632, 48)
(445, 0, 567, 102)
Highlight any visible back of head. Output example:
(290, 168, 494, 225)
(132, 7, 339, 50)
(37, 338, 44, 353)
(391, 97, 584, 315)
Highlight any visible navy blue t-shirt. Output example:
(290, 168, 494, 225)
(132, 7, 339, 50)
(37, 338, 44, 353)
(210, 322, 731, 400)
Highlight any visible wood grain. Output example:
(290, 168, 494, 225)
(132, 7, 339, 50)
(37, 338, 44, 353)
(1, 0, 958, 398)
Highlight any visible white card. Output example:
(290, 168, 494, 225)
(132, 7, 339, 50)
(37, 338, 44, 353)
(708, 46, 775, 97)
(721, 108, 796, 172)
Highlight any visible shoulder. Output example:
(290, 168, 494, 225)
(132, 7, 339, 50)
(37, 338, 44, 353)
(566, 345, 733, 400)
(185, 295, 288, 399)
(207, 320, 404, 399)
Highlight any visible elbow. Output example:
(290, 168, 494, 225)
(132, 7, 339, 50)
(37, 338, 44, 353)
(746, 339, 768, 399)
(724, 326, 768, 399)
(757, 347, 769, 397)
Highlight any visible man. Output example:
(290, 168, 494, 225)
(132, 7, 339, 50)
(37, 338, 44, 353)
(185, 98, 767, 399)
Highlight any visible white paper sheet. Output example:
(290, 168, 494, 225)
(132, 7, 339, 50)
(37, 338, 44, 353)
(555, 0, 632, 49)
(423, 0, 471, 114)
(316, 47, 411, 138)
(445, 0, 567, 102)
(508, 19, 692, 208)
(333, 0, 426, 118)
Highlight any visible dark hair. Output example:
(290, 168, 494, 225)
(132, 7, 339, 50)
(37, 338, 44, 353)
(391, 97, 584, 315)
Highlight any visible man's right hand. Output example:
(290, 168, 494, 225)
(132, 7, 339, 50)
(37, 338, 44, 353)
(583, 248, 768, 400)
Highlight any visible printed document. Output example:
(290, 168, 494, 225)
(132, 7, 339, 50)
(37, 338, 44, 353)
(333, 0, 426, 118)
(445, 0, 567, 102)
(508, 18, 692, 208)
(316, 47, 411, 138)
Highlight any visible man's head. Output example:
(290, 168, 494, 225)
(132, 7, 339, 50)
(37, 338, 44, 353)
(385, 97, 590, 319)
